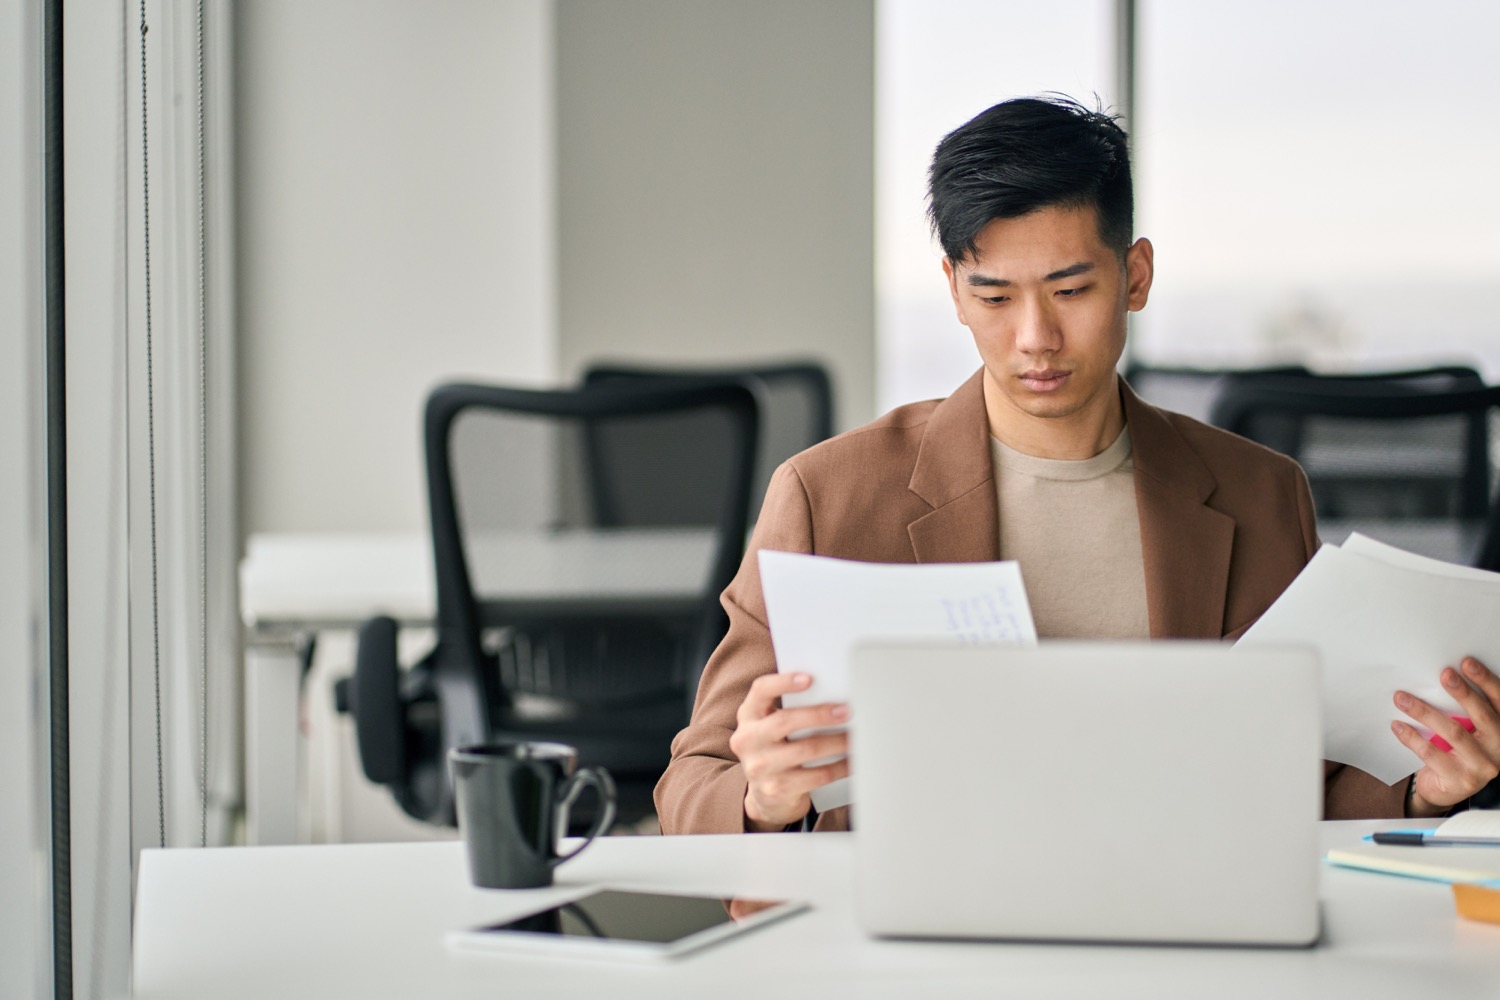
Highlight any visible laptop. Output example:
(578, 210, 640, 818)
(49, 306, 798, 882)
(848, 641, 1322, 947)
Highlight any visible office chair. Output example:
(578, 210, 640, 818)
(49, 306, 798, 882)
(340, 379, 760, 827)
(1126, 363, 1483, 428)
(1124, 362, 1311, 424)
(1210, 376, 1500, 569)
(582, 360, 835, 521)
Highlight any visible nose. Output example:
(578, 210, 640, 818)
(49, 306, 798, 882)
(1013, 295, 1063, 357)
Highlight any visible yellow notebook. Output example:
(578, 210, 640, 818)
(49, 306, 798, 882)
(1453, 883, 1500, 925)
(1326, 810, 1500, 883)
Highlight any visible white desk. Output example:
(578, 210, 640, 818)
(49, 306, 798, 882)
(132, 823, 1500, 999)
(240, 529, 717, 845)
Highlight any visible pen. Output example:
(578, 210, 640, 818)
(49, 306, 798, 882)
(1371, 831, 1500, 847)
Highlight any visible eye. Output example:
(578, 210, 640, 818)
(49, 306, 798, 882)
(979, 294, 1008, 305)
(1055, 285, 1089, 298)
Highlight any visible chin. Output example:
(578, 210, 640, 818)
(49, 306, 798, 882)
(1012, 392, 1085, 420)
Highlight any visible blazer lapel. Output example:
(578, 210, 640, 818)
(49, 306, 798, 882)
(906, 369, 1000, 564)
(1123, 382, 1236, 639)
(900, 372, 1237, 638)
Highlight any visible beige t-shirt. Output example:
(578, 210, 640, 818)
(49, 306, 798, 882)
(990, 428, 1151, 640)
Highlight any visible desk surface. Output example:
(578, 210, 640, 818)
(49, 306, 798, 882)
(132, 823, 1500, 1000)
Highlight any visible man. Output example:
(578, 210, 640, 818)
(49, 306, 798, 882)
(655, 96, 1500, 835)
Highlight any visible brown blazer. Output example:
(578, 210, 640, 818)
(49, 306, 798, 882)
(655, 369, 1406, 834)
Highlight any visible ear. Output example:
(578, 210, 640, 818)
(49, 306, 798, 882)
(941, 257, 969, 326)
(1125, 237, 1153, 312)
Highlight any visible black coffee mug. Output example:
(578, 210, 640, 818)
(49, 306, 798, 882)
(449, 742, 617, 890)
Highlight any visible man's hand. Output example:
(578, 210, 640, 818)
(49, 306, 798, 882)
(729, 672, 849, 832)
(1392, 656, 1500, 817)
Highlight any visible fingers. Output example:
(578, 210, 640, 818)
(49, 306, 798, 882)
(1456, 658, 1500, 730)
(1391, 720, 1469, 812)
(740, 733, 849, 784)
(1397, 660, 1500, 756)
(727, 897, 778, 921)
(1394, 689, 1471, 747)
(1462, 656, 1500, 696)
(1394, 662, 1500, 809)
(729, 704, 847, 765)
(745, 756, 850, 810)
(762, 702, 850, 743)
(733, 671, 847, 756)
(735, 671, 851, 830)
(1389, 718, 1444, 767)
(736, 671, 813, 725)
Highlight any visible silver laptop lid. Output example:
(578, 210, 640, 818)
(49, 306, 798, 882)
(849, 641, 1321, 946)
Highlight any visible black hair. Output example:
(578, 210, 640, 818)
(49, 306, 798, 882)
(927, 95, 1132, 263)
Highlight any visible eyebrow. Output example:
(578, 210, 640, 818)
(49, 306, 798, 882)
(965, 261, 1096, 287)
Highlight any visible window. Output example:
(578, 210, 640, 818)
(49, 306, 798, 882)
(876, 0, 1114, 411)
(1134, 0, 1500, 377)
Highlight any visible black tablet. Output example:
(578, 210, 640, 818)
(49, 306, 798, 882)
(447, 889, 809, 962)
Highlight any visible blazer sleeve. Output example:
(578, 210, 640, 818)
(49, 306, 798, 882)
(654, 463, 816, 835)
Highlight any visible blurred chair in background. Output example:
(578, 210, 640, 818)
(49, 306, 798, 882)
(1123, 363, 1311, 424)
(339, 379, 760, 828)
(1213, 367, 1486, 489)
(583, 360, 835, 521)
(1210, 374, 1500, 570)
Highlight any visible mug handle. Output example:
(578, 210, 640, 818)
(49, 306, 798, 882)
(552, 766, 617, 865)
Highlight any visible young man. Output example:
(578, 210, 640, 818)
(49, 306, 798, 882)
(655, 96, 1500, 834)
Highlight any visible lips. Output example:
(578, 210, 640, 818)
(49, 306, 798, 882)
(1018, 369, 1071, 392)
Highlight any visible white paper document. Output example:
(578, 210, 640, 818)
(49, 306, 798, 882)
(1340, 532, 1500, 584)
(758, 550, 1038, 811)
(1238, 533, 1500, 784)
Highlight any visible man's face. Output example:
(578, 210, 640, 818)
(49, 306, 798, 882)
(943, 204, 1153, 440)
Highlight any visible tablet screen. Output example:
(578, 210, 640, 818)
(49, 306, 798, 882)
(480, 890, 781, 944)
(454, 889, 807, 960)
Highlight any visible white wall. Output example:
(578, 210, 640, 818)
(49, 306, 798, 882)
(235, 0, 557, 535)
(556, 0, 876, 431)
(236, 0, 879, 538)
(0, 1, 50, 995)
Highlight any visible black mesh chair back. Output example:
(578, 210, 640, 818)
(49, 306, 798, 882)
(1210, 376, 1500, 569)
(583, 361, 834, 520)
(345, 379, 759, 826)
(1213, 368, 1488, 515)
(1124, 363, 1311, 424)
